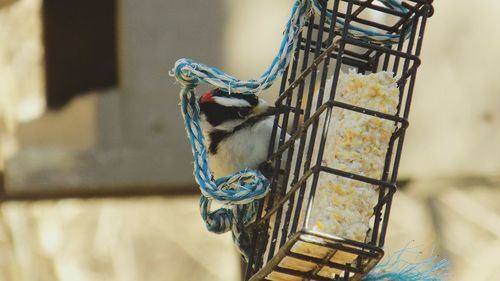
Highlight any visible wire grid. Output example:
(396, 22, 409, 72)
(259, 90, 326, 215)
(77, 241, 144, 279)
(245, 0, 433, 280)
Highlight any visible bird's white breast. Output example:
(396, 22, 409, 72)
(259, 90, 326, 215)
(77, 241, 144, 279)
(208, 118, 275, 179)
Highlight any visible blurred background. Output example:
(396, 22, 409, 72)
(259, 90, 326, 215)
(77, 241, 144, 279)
(0, 0, 499, 280)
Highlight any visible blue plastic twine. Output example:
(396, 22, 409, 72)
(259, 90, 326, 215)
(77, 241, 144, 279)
(173, 0, 409, 260)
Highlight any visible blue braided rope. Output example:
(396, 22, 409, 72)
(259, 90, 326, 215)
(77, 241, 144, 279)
(173, 0, 410, 259)
(175, 0, 311, 259)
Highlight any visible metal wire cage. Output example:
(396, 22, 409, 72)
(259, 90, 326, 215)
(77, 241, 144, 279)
(245, 0, 434, 280)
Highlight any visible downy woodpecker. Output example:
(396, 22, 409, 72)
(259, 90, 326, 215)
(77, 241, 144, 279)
(198, 88, 284, 179)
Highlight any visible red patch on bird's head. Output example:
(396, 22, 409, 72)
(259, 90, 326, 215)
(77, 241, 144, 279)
(200, 91, 215, 104)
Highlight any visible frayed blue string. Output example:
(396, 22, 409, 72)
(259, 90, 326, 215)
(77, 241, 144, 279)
(363, 247, 449, 281)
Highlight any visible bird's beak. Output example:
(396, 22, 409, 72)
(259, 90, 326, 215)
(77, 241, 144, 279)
(252, 104, 289, 118)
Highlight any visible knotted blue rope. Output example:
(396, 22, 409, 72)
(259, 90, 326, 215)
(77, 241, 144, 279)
(173, 0, 410, 259)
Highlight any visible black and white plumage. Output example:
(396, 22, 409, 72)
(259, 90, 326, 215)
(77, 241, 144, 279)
(199, 88, 283, 179)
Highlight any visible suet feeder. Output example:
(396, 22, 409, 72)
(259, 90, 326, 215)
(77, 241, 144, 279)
(244, 1, 434, 280)
(172, 0, 435, 280)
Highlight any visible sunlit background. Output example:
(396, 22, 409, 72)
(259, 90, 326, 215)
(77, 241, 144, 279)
(0, 0, 499, 280)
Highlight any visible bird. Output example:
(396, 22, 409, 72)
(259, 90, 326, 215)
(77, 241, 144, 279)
(198, 88, 286, 179)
